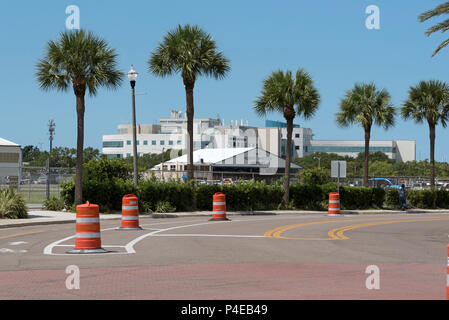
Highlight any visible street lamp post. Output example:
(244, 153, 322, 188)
(128, 65, 139, 186)
(46, 119, 55, 200)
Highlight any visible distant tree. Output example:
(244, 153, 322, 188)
(402, 80, 449, 187)
(21, 145, 41, 163)
(336, 83, 396, 186)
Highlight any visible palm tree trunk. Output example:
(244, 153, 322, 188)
(74, 93, 85, 205)
(363, 128, 371, 187)
(184, 80, 195, 182)
(429, 123, 436, 188)
(283, 108, 295, 203)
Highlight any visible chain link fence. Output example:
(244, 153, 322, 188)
(11, 166, 74, 204)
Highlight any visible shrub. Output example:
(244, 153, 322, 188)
(385, 189, 399, 209)
(43, 196, 65, 211)
(0, 188, 28, 219)
(290, 184, 324, 210)
(298, 167, 330, 185)
(436, 189, 449, 208)
(407, 189, 437, 209)
(155, 201, 176, 213)
(371, 188, 386, 208)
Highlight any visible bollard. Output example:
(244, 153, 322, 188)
(68, 201, 108, 254)
(117, 194, 142, 230)
(328, 192, 341, 216)
(210, 192, 230, 221)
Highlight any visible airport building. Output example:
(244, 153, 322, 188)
(102, 111, 416, 163)
(0, 137, 22, 185)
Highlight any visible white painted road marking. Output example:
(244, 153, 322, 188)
(8, 241, 27, 246)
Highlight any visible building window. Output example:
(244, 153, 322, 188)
(169, 140, 174, 145)
(170, 165, 176, 171)
(106, 154, 122, 159)
(143, 140, 148, 145)
(0, 153, 19, 163)
(177, 140, 182, 145)
(160, 140, 165, 145)
(152, 140, 156, 145)
(295, 146, 300, 150)
(308, 146, 393, 153)
(137, 140, 140, 145)
(126, 140, 131, 145)
(295, 133, 300, 138)
(103, 141, 124, 148)
(127, 153, 131, 158)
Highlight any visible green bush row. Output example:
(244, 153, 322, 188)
(384, 188, 449, 209)
(290, 183, 386, 210)
(60, 178, 392, 212)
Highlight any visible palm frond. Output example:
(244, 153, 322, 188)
(36, 29, 124, 96)
(148, 24, 230, 84)
(253, 69, 320, 121)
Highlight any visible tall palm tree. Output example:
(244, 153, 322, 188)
(36, 30, 123, 205)
(419, 1, 449, 56)
(336, 83, 395, 187)
(148, 25, 230, 181)
(402, 80, 449, 188)
(254, 69, 320, 203)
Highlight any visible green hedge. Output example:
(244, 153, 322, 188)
(59, 174, 448, 212)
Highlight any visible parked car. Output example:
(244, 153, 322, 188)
(369, 178, 402, 190)
(35, 176, 47, 184)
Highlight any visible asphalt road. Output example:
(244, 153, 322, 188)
(0, 213, 448, 299)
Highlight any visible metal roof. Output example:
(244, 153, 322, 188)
(0, 138, 20, 147)
(166, 148, 253, 164)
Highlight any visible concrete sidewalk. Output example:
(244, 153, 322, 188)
(1, 208, 448, 229)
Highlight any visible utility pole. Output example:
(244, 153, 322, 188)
(46, 119, 55, 200)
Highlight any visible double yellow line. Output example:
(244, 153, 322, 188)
(265, 217, 449, 241)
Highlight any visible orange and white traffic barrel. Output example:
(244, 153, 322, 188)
(68, 201, 107, 254)
(328, 192, 341, 216)
(210, 192, 230, 221)
(446, 245, 449, 300)
(117, 194, 142, 230)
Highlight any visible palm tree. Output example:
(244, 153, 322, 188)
(419, 1, 449, 56)
(254, 69, 320, 203)
(36, 30, 123, 205)
(148, 24, 230, 181)
(336, 83, 395, 187)
(402, 80, 449, 188)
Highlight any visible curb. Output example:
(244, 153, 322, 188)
(1, 209, 448, 229)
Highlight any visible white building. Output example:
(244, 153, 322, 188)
(308, 140, 416, 162)
(0, 138, 22, 185)
(150, 147, 302, 182)
(102, 112, 416, 163)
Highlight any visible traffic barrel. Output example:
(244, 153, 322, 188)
(210, 192, 230, 221)
(117, 194, 142, 230)
(328, 192, 341, 216)
(68, 201, 108, 254)
(447, 245, 449, 300)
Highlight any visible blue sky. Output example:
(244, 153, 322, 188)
(1, 0, 449, 161)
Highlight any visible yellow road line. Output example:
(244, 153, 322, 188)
(328, 217, 449, 240)
(265, 217, 449, 241)
(0, 230, 44, 240)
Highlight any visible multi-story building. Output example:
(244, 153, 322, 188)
(102, 111, 416, 162)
